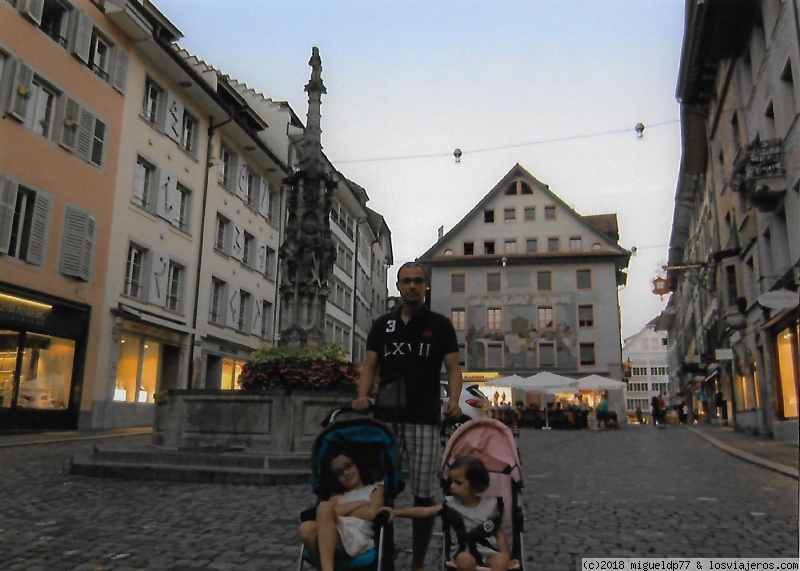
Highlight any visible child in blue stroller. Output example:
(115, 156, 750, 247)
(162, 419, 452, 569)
(298, 409, 404, 571)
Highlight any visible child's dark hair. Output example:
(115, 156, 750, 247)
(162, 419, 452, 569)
(322, 443, 380, 497)
(451, 456, 490, 493)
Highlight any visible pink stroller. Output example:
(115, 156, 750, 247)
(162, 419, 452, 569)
(440, 418, 524, 570)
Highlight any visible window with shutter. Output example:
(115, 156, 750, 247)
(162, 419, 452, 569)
(0, 175, 19, 254)
(60, 97, 80, 150)
(111, 48, 128, 92)
(148, 251, 168, 305)
(21, 0, 45, 25)
(165, 261, 182, 312)
(226, 286, 240, 329)
(155, 170, 173, 220)
(24, 189, 51, 265)
(70, 9, 91, 63)
(75, 106, 95, 160)
(60, 205, 96, 281)
(124, 243, 145, 298)
(164, 92, 183, 142)
(89, 116, 105, 166)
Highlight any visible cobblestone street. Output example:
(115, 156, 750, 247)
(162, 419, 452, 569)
(1, 424, 797, 570)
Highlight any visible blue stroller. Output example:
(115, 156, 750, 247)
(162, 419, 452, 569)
(297, 408, 404, 571)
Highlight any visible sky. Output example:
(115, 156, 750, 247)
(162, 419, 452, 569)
(152, 0, 685, 340)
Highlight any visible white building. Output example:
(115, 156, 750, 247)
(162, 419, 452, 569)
(622, 320, 671, 421)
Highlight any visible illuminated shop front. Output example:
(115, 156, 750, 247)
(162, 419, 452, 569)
(112, 318, 184, 411)
(0, 285, 89, 430)
(773, 321, 799, 420)
(200, 336, 252, 390)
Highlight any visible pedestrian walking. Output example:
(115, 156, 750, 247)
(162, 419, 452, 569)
(353, 261, 464, 571)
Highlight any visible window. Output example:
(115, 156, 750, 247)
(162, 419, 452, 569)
(524, 207, 535, 221)
(88, 30, 110, 80)
(165, 261, 182, 312)
(133, 157, 156, 210)
(526, 238, 538, 253)
(245, 170, 258, 207)
(451, 273, 465, 293)
(544, 206, 556, 220)
(576, 269, 592, 290)
(242, 231, 255, 267)
(451, 308, 466, 330)
(578, 304, 594, 327)
(487, 272, 501, 292)
(504, 240, 516, 254)
(59, 205, 96, 281)
(176, 183, 191, 231)
(464, 241, 474, 256)
(537, 306, 553, 329)
(539, 342, 556, 367)
(483, 210, 495, 223)
(215, 214, 230, 253)
(218, 146, 235, 188)
(237, 290, 251, 332)
(569, 237, 582, 251)
(209, 278, 226, 324)
(181, 112, 197, 154)
(260, 300, 274, 339)
(484, 241, 495, 255)
(504, 208, 515, 222)
(0, 181, 51, 266)
(59, 97, 107, 167)
(24, 78, 58, 139)
(536, 270, 552, 291)
(38, 0, 70, 47)
(580, 343, 596, 367)
(547, 237, 559, 252)
(124, 243, 146, 298)
(142, 78, 162, 124)
(487, 307, 502, 331)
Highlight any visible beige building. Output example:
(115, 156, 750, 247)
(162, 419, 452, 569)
(659, 0, 799, 442)
(0, 0, 392, 431)
(419, 164, 630, 382)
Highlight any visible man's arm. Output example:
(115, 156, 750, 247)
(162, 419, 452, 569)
(353, 349, 379, 410)
(442, 352, 463, 420)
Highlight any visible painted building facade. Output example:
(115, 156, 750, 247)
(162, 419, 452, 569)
(419, 164, 631, 382)
(622, 320, 672, 421)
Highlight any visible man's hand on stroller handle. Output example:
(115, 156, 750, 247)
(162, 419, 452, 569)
(442, 399, 462, 420)
(352, 396, 374, 411)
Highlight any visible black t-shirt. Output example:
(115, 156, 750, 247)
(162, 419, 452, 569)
(366, 306, 459, 425)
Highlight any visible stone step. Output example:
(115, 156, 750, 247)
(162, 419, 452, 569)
(69, 445, 312, 485)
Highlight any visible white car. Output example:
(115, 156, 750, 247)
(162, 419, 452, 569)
(440, 381, 490, 422)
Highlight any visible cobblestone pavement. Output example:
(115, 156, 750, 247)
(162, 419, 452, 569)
(0, 424, 797, 570)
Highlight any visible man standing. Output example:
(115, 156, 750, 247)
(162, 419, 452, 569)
(353, 262, 463, 571)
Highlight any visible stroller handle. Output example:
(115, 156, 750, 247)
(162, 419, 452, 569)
(322, 405, 374, 427)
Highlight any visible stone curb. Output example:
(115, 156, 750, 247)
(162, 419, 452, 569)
(0, 428, 152, 449)
(687, 426, 799, 480)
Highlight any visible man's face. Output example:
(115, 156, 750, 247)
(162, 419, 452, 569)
(397, 267, 427, 305)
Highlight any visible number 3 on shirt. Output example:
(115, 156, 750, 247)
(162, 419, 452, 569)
(386, 320, 396, 333)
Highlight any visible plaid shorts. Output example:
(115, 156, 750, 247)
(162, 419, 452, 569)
(398, 422, 441, 498)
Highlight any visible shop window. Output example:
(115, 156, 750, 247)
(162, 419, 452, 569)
(114, 334, 159, 403)
(0, 180, 51, 266)
(220, 357, 246, 390)
(0, 333, 75, 410)
(776, 328, 798, 418)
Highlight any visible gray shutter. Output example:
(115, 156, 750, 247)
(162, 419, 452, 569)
(59, 97, 81, 151)
(231, 224, 244, 261)
(164, 92, 183, 141)
(235, 164, 248, 201)
(0, 176, 19, 254)
(226, 286, 240, 329)
(60, 206, 96, 281)
(8, 61, 34, 121)
(258, 178, 270, 218)
(24, 190, 51, 266)
(148, 251, 168, 305)
(156, 169, 173, 219)
(75, 106, 96, 161)
(169, 180, 182, 227)
(20, 0, 44, 25)
(111, 48, 129, 93)
(70, 10, 91, 64)
(251, 299, 263, 336)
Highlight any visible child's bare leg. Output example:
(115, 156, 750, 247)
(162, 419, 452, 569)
(315, 501, 343, 571)
(489, 552, 511, 570)
(298, 521, 319, 562)
(454, 551, 477, 571)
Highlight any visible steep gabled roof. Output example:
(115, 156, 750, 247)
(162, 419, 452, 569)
(418, 163, 630, 263)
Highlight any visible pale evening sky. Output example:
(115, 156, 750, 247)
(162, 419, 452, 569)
(152, 0, 685, 340)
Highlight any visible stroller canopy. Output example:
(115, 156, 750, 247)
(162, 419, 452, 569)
(441, 418, 523, 486)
